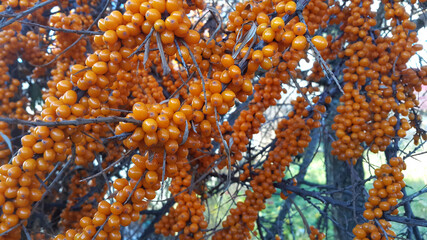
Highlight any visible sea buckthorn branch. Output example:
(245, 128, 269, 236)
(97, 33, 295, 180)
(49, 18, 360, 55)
(0, 116, 142, 127)
(213, 108, 232, 191)
(301, 197, 341, 239)
(139, 198, 175, 239)
(18, 20, 103, 35)
(32, 145, 76, 210)
(21, 223, 31, 240)
(386, 139, 423, 239)
(398, 180, 425, 239)
(34, 174, 49, 190)
(0, 0, 56, 29)
(36, 0, 111, 67)
(94, 154, 113, 196)
(298, 20, 344, 93)
(0, 0, 426, 239)
(389, 187, 427, 214)
(0, 223, 20, 237)
(275, 183, 361, 211)
(0, 11, 15, 18)
(270, 127, 323, 237)
(276, 179, 426, 232)
(352, 157, 407, 240)
(289, 197, 311, 235)
(212, 91, 324, 239)
(0, 148, 72, 237)
(384, 215, 427, 228)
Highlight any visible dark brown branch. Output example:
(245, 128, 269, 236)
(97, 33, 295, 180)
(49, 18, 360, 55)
(390, 187, 427, 212)
(18, 20, 103, 35)
(384, 215, 427, 228)
(0, 116, 142, 127)
(275, 183, 359, 210)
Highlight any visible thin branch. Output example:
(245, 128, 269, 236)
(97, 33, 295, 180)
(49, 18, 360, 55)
(35, 0, 111, 67)
(297, 11, 344, 94)
(390, 187, 427, 212)
(130, 27, 154, 59)
(0, 116, 142, 127)
(180, 40, 207, 107)
(80, 150, 135, 182)
(33, 145, 76, 210)
(18, 20, 103, 35)
(0, 0, 56, 29)
(155, 31, 171, 75)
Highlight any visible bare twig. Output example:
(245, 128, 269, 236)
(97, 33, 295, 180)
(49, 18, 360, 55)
(288, 70, 314, 109)
(214, 108, 231, 191)
(80, 150, 135, 182)
(35, 174, 49, 190)
(289, 198, 311, 235)
(384, 215, 427, 228)
(130, 27, 154, 59)
(22, 224, 32, 240)
(159, 150, 167, 200)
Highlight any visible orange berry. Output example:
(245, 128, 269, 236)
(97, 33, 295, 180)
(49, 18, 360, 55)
(312, 36, 328, 50)
(168, 98, 180, 111)
(285, 1, 296, 14)
(184, 30, 201, 44)
(165, 16, 179, 30)
(156, 114, 170, 128)
(283, 31, 295, 44)
(165, 139, 178, 154)
(173, 111, 186, 125)
(143, 119, 158, 134)
(292, 36, 307, 50)
(145, 9, 162, 23)
(262, 28, 275, 43)
(293, 22, 307, 35)
(145, 170, 159, 184)
(154, 19, 166, 32)
(152, 0, 166, 12)
(221, 54, 234, 68)
(103, 30, 118, 45)
(271, 17, 285, 31)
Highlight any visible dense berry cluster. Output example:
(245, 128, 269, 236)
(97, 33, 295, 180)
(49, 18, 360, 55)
(330, 0, 423, 162)
(0, 0, 424, 239)
(353, 157, 406, 240)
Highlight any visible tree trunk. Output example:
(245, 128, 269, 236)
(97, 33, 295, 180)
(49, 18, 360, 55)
(323, 108, 365, 239)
